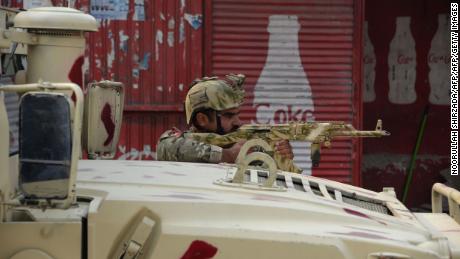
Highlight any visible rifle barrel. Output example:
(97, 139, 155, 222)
(332, 130, 390, 137)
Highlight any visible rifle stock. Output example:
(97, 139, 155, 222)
(188, 120, 390, 173)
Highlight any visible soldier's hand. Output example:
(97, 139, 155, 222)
(221, 140, 246, 163)
(275, 140, 294, 159)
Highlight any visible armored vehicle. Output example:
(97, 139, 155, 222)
(1, 7, 459, 259)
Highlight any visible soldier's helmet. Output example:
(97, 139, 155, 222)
(185, 74, 246, 124)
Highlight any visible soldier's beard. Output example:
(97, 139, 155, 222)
(216, 115, 240, 135)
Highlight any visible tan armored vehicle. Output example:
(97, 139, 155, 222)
(1, 7, 460, 259)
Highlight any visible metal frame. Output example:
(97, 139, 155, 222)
(432, 183, 460, 224)
(215, 139, 284, 191)
(353, 0, 364, 187)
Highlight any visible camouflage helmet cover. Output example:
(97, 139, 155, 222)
(185, 74, 246, 124)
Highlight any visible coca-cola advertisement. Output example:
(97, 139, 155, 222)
(251, 15, 315, 174)
(363, 0, 451, 208)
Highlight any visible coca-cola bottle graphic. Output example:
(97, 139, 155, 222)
(252, 15, 315, 173)
(388, 16, 417, 104)
(363, 21, 376, 103)
(428, 14, 449, 105)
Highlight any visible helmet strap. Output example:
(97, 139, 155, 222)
(215, 112, 225, 135)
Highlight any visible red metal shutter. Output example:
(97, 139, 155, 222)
(205, 0, 363, 184)
(6, 0, 207, 161)
(80, 0, 205, 160)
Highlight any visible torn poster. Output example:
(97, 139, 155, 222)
(184, 13, 202, 30)
(91, 0, 129, 20)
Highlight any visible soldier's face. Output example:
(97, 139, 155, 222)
(216, 107, 242, 134)
(196, 107, 242, 134)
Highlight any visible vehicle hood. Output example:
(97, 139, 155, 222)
(76, 160, 431, 246)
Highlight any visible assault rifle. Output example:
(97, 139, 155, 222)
(188, 120, 390, 173)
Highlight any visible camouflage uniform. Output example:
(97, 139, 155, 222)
(156, 74, 245, 163)
(156, 127, 223, 163)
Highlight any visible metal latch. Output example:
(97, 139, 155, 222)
(432, 183, 460, 224)
(367, 252, 410, 259)
(119, 216, 156, 259)
(214, 139, 285, 192)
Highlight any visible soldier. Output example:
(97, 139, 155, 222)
(156, 74, 293, 163)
